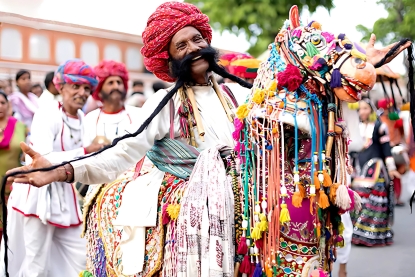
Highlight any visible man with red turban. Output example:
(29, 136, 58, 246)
(6, 2, 411, 277)
(83, 60, 141, 147)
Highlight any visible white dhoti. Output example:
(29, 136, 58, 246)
(1, 193, 86, 277)
(336, 212, 353, 264)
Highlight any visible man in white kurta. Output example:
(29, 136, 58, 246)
(1, 59, 102, 277)
(83, 60, 141, 146)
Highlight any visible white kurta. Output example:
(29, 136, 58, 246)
(83, 105, 141, 145)
(73, 85, 235, 184)
(2, 102, 87, 277)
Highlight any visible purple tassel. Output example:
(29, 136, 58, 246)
(338, 33, 346, 40)
(330, 68, 342, 88)
(253, 263, 262, 277)
(344, 43, 353, 50)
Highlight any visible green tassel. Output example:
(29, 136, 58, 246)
(306, 42, 320, 57)
(317, 207, 323, 221)
(388, 112, 400, 120)
(273, 266, 278, 276)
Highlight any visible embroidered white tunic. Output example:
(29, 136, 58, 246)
(11, 102, 86, 227)
(83, 105, 141, 145)
(73, 85, 235, 184)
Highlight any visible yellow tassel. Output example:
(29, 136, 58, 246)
(329, 183, 339, 203)
(323, 170, 332, 187)
(251, 225, 262, 240)
(259, 213, 268, 232)
(313, 172, 321, 190)
(267, 80, 277, 91)
(347, 102, 359, 110)
(279, 203, 291, 224)
(236, 103, 250, 120)
(339, 222, 345, 236)
(167, 204, 181, 220)
(351, 48, 367, 61)
(252, 88, 266, 104)
(318, 190, 330, 209)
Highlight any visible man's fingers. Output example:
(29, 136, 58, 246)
(20, 142, 39, 159)
(13, 176, 30, 184)
(368, 33, 376, 48)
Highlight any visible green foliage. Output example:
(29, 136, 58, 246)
(357, 0, 415, 44)
(186, 0, 334, 56)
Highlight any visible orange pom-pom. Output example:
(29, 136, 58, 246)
(318, 190, 330, 209)
(314, 171, 321, 190)
(329, 183, 339, 203)
(323, 170, 332, 187)
(292, 190, 303, 208)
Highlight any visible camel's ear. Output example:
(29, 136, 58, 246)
(289, 5, 300, 29)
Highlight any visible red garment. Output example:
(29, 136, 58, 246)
(141, 2, 212, 82)
(92, 60, 129, 101)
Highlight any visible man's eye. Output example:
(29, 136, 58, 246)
(194, 37, 203, 42)
(73, 84, 80, 89)
(177, 44, 186, 51)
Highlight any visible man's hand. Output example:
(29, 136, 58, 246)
(366, 34, 412, 67)
(6, 142, 64, 187)
(388, 169, 401, 180)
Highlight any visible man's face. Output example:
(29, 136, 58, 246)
(32, 85, 43, 97)
(169, 26, 209, 80)
(133, 84, 143, 92)
(99, 76, 126, 103)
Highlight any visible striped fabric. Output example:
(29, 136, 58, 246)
(146, 138, 201, 179)
(146, 138, 232, 179)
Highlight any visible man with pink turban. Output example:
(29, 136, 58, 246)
(1, 59, 103, 277)
(5, 2, 410, 277)
(83, 60, 141, 147)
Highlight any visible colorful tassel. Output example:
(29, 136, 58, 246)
(322, 170, 332, 187)
(388, 111, 400, 120)
(258, 214, 268, 232)
(292, 190, 303, 208)
(237, 237, 248, 255)
(330, 68, 342, 88)
(251, 225, 262, 240)
(166, 204, 180, 220)
(313, 171, 321, 190)
(240, 255, 251, 274)
(279, 203, 291, 223)
(255, 238, 263, 249)
(318, 189, 330, 209)
(253, 263, 263, 277)
(299, 183, 306, 198)
(277, 64, 303, 91)
(265, 266, 273, 277)
(329, 183, 339, 203)
(338, 222, 345, 235)
(306, 42, 320, 57)
(162, 203, 171, 225)
(335, 184, 351, 210)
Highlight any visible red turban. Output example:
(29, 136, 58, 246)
(141, 2, 212, 82)
(92, 60, 129, 101)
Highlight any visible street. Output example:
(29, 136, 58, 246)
(333, 205, 415, 277)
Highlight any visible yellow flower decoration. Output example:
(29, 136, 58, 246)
(236, 103, 250, 120)
(267, 80, 277, 92)
(167, 204, 181, 220)
(252, 88, 266, 104)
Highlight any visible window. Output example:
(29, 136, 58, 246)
(125, 47, 143, 71)
(29, 34, 50, 61)
(55, 39, 75, 64)
(0, 28, 22, 60)
(81, 41, 99, 66)
(104, 44, 121, 62)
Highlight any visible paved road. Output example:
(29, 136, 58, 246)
(332, 205, 415, 277)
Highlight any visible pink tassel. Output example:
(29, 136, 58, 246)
(240, 255, 251, 274)
(237, 237, 248, 255)
(162, 204, 170, 225)
(255, 238, 263, 249)
(348, 189, 355, 211)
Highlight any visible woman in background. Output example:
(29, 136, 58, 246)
(351, 97, 400, 247)
(0, 90, 26, 238)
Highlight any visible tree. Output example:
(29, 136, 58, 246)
(356, 0, 415, 44)
(186, 0, 334, 56)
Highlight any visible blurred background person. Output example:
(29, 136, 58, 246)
(126, 80, 146, 107)
(8, 70, 38, 130)
(350, 96, 400, 247)
(38, 71, 62, 107)
(4, 59, 102, 277)
(152, 81, 167, 94)
(31, 83, 43, 98)
(0, 90, 26, 238)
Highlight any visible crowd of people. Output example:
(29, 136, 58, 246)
(0, 2, 413, 277)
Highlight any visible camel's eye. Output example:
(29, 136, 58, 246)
(310, 34, 326, 50)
